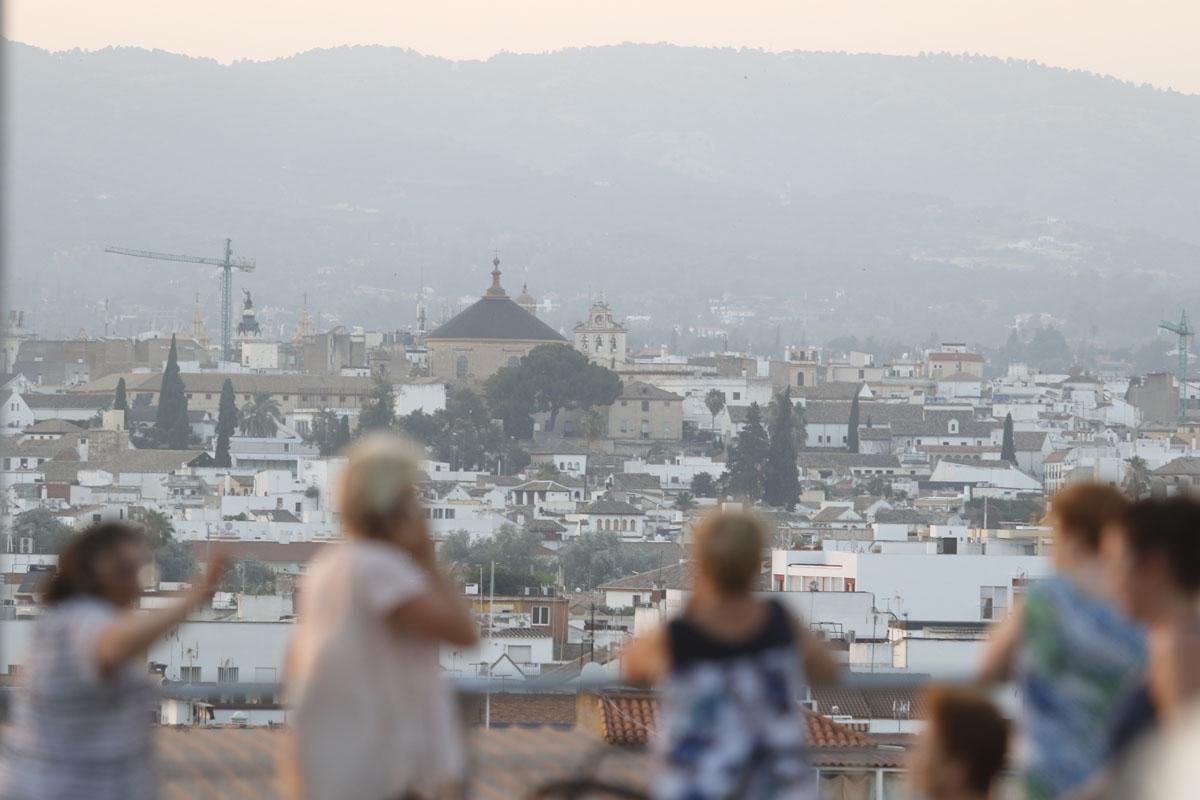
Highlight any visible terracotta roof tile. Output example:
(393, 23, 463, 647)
(596, 692, 875, 748)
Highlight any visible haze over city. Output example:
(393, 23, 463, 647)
(3, 3, 1200, 799)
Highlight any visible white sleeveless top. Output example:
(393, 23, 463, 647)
(283, 540, 464, 800)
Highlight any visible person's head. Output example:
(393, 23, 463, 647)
(339, 431, 425, 545)
(1104, 495, 1200, 623)
(910, 686, 1009, 800)
(693, 510, 766, 597)
(1048, 483, 1129, 570)
(44, 523, 149, 608)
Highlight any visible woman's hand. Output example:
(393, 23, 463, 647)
(394, 498, 437, 571)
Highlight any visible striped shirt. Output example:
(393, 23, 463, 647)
(0, 598, 158, 800)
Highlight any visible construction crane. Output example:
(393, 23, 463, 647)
(1159, 310, 1194, 422)
(105, 238, 255, 362)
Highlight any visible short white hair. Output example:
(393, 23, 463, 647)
(338, 432, 424, 538)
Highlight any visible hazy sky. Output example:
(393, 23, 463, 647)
(7, 0, 1200, 94)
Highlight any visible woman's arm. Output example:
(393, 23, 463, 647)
(389, 566, 479, 647)
(621, 627, 669, 686)
(978, 602, 1024, 683)
(93, 555, 227, 676)
(794, 621, 841, 686)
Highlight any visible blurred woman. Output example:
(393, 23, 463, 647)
(281, 433, 478, 800)
(1103, 495, 1200, 725)
(0, 522, 225, 800)
(623, 510, 839, 800)
(908, 686, 1009, 800)
(978, 483, 1144, 799)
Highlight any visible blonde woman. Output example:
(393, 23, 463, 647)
(281, 433, 477, 800)
(623, 511, 839, 800)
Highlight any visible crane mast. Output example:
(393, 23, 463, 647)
(104, 238, 255, 362)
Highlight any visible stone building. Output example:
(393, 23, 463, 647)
(574, 299, 627, 370)
(425, 258, 565, 384)
(607, 381, 684, 441)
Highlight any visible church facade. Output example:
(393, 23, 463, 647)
(573, 299, 626, 370)
(425, 258, 565, 384)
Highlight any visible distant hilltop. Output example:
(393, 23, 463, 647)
(6, 41, 1200, 343)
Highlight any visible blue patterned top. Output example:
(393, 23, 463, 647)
(655, 600, 815, 800)
(1016, 575, 1146, 799)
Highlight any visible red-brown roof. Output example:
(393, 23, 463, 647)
(597, 692, 875, 748)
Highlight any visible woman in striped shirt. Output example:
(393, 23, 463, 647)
(0, 523, 225, 800)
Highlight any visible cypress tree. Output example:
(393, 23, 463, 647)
(847, 393, 861, 453)
(114, 377, 128, 412)
(1001, 413, 1017, 463)
(154, 335, 191, 449)
(214, 378, 237, 467)
(724, 402, 770, 501)
(764, 390, 800, 510)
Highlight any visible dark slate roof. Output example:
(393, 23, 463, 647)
(427, 295, 565, 342)
(585, 498, 645, 516)
(598, 560, 695, 591)
(802, 401, 924, 426)
(1153, 457, 1200, 476)
(618, 381, 681, 402)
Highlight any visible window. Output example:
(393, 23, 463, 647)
(445, 508, 455, 520)
(205, 393, 213, 400)
(180, 666, 201, 683)
(980, 586, 1008, 620)
(631, 594, 642, 606)
(217, 666, 239, 683)
(796, 372, 805, 386)
(506, 645, 532, 663)
(732, 392, 741, 400)
(455, 356, 468, 379)
(532, 606, 550, 626)
(641, 400, 650, 412)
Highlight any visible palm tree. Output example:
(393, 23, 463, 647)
(705, 389, 726, 434)
(239, 393, 281, 438)
(1124, 456, 1152, 499)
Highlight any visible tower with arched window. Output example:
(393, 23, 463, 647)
(573, 298, 627, 370)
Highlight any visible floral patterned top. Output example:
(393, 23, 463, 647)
(655, 600, 815, 800)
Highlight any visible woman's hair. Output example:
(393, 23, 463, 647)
(338, 432, 425, 540)
(1124, 496, 1200, 594)
(43, 522, 145, 606)
(694, 511, 766, 594)
(920, 685, 1010, 795)
(1050, 483, 1129, 552)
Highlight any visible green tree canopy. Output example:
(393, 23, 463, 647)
(214, 378, 237, 467)
(221, 557, 277, 595)
(397, 387, 528, 473)
(239, 393, 281, 438)
(704, 389, 726, 431)
(439, 525, 555, 595)
(558, 531, 664, 591)
(12, 509, 72, 554)
(1000, 413, 1016, 463)
(155, 540, 196, 582)
(153, 334, 191, 449)
(485, 344, 621, 435)
(847, 393, 861, 453)
(114, 377, 128, 412)
(723, 402, 769, 500)
(140, 509, 175, 550)
(691, 472, 717, 497)
(357, 374, 395, 434)
(764, 390, 800, 510)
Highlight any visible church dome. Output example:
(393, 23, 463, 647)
(427, 258, 564, 343)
